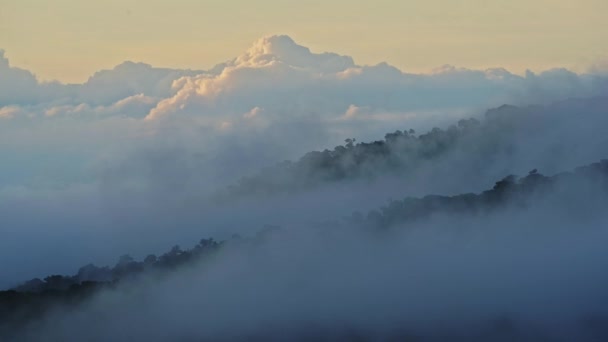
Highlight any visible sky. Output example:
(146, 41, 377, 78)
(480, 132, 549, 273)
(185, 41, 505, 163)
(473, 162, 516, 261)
(2, 0, 608, 83)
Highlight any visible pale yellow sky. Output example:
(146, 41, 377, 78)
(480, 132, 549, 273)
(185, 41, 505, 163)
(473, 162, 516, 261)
(1, 0, 607, 83)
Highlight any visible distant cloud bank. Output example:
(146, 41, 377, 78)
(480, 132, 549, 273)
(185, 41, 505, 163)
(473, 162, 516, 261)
(1, 36, 607, 124)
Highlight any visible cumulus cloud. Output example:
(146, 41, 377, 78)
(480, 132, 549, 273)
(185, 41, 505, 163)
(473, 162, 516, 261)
(2, 35, 607, 126)
(233, 35, 355, 72)
(0, 53, 201, 109)
(136, 36, 608, 128)
(76, 62, 203, 106)
(0, 50, 46, 106)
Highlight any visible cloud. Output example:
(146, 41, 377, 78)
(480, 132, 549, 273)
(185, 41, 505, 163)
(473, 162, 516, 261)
(1, 35, 608, 290)
(341, 104, 365, 119)
(76, 62, 202, 106)
(140, 36, 608, 125)
(0, 106, 22, 119)
(2, 95, 608, 292)
(233, 35, 355, 72)
(0, 50, 44, 106)
(2, 37, 607, 196)
(243, 106, 263, 119)
(0, 52, 202, 109)
(10, 174, 608, 340)
(2, 35, 607, 126)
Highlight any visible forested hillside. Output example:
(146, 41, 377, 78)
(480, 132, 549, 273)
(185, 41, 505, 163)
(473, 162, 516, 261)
(3, 158, 607, 340)
(221, 97, 608, 198)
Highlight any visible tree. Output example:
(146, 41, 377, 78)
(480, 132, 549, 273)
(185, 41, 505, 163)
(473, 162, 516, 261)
(144, 254, 158, 264)
(116, 254, 134, 268)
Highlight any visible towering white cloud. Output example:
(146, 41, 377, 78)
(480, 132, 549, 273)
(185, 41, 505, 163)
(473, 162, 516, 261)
(1, 35, 607, 124)
(141, 36, 608, 122)
(232, 35, 355, 72)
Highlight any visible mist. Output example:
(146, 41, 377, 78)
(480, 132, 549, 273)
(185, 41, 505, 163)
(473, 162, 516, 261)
(3, 93, 607, 289)
(8, 164, 608, 341)
(2, 34, 608, 341)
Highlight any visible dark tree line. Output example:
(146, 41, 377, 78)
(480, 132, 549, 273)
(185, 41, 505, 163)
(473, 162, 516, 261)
(355, 159, 608, 229)
(0, 238, 221, 336)
(10, 238, 221, 294)
(218, 103, 556, 199)
(3, 158, 608, 337)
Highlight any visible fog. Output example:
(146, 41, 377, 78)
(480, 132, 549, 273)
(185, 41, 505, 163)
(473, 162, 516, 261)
(2, 94, 607, 289)
(1, 35, 608, 341)
(9, 169, 608, 341)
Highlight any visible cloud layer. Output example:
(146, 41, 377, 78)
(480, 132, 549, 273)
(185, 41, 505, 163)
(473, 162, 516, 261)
(1, 35, 608, 289)
(2, 35, 607, 193)
(10, 168, 608, 341)
(2, 36, 607, 122)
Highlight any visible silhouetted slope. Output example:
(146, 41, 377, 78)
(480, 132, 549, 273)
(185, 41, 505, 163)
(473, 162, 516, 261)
(219, 96, 608, 199)
(358, 159, 608, 229)
(2, 159, 607, 339)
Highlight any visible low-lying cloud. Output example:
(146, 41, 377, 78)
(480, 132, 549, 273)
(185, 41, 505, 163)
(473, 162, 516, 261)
(10, 167, 608, 341)
(1, 35, 607, 292)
